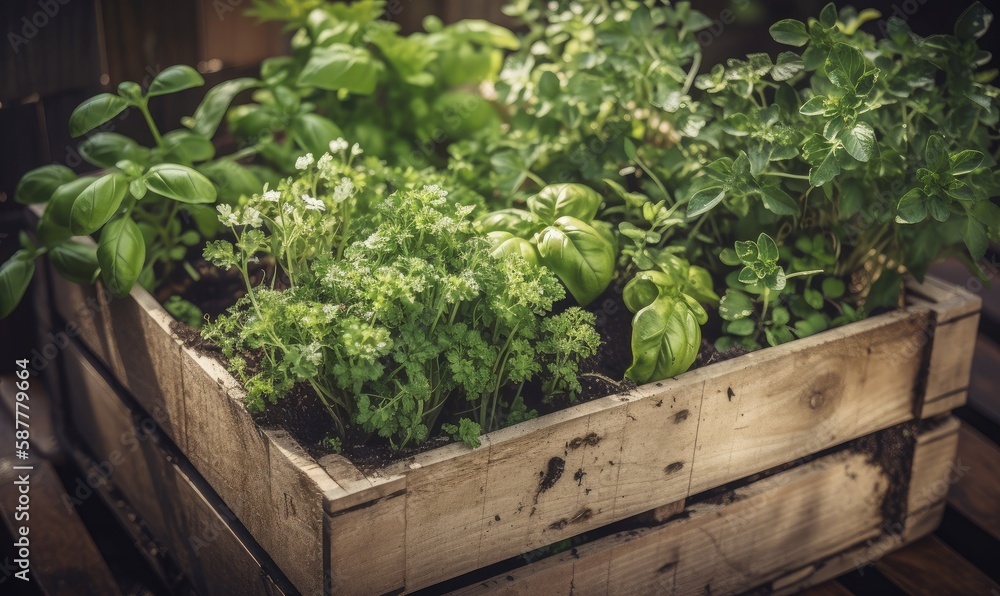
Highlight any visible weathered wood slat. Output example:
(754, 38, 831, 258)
(449, 418, 960, 595)
(63, 342, 289, 596)
(947, 423, 1000, 541)
(875, 536, 1000, 595)
(799, 582, 854, 596)
(0, 402, 119, 595)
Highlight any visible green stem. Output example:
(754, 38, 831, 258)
(138, 103, 164, 148)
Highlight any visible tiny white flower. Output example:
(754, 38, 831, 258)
(242, 206, 263, 228)
(329, 138, 349, 154)
(333, 178, 355, 203)
(261, 190, 281, 202)
(317, 153, 333, 169)
(302, 194, 326, 212)
(351, 143, 364, 156)
(216, 204, 239, 226)
(295, 153, 315, 170)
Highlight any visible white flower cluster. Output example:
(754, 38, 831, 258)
(302, 194, 326, 212)
(295, 153, 315, 170)
(216, 204, 263, 228)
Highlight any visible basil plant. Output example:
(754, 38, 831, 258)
(1, 66, 263, 319)
(479, 183, 616, 306)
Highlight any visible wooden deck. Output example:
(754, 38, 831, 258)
(1, 256, 998, 596)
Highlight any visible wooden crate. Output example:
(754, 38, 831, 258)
(41, 251, 979, 594)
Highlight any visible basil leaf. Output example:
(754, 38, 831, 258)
(527, 183, 602, 223)
(69, 93, 129, 137)
(478, 209, 544, 237)
(187, 77, 258, 137)
(46, 177, 99, 229)
(686, 187, 725, 217)
(145, 164, 217, 204)
(769, 19, 810, 46)
(535, 216, 615, 306)
(15, 165, 76, 204)
(79, 132, 148, 169)
(0, 250, 35, 318)
(625, 294, 705, 383)
(50, 241, 100, 285)
(290, 113, 345, 156)
(298, 44, 384, 95)
(70, 173, 129, 235)
(98, 216, 146, 298)
(147, 65, 205, 97)
(162, 130, 216, 163)
(840, 122, 875, 162)
(487, 233, 539, 266)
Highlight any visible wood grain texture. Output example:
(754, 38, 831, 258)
(0, 403, 119, 596)
(947, 423, 1000, 541)
(450, 419, 960, 595)
(876, 536, 1000, 595)
(63, 343, 288, 596)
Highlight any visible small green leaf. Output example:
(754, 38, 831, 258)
(955, 2, 993, 40)
(726, 318, 756, 336)
(623, 138, 638, 161)
(799, 96, 827, 116)
(769, 19, 810, 46)
(840, 122, 875, 162)
(819, 3, 839, 28)
(70, 173, 129, 235)
(810, 152, 841, 187)
(950, 150, 985, 175)
(69, 93, 129, 137)
(187, 77, 258, 137)
(0, 250, 35, 318)
(15, 165, 76, 204)
(760, 186, 800, 215)
(145, 164, 217, 204)
(686, 187, 725, 217)
(720, 248, 741, 266)
(162, 130, 215, 163)
(97, 216, 146, 298)
(771, 51, 805, 81)
(963, 217, 988, 260)
(719, 290, 754, 321)
(756, 233, 779, 262)
(147, 65, 205, 97)
(804, 288, 824, 309)
(821, 277, 846, 299)
(826, 43, 866, 87)
(895, 188, 928, 224)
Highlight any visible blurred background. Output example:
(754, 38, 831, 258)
(1, 1, 998, 594)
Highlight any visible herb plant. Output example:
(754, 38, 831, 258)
(205, 152, 599, 449)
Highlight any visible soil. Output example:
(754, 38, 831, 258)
(850, 421, 918, 531)
(166, 268, 762, 469)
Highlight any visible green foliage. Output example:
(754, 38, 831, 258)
(205, 166, 599, 449)
(480, 183, 616, 305)
(1, 63, 264, 311)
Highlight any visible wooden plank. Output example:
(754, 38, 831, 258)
(62, 343, 287, 595)
(800, 582, 854, 596)
(947, 423, 1000, 541)
(0, 376, 62, 461)
(451, 419, 960, 595)
(179, 345, 341, 596)
(0, 404, 119, 595)
(876, 536, 1000, 595)
(970, 336, 1000, 424)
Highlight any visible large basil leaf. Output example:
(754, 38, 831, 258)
(0, 250, 35, 318)
(15, 165, 76, 204)
(70, 173, 129, 235)
(527, 183, 602, 224)
(69, 93, 129, 137)
(79, 133, 149, 169)
(298, 44, 384, 95)
(478, 209, 544, 237)
(187, 77, 258, 137)
(145, 164, 217, 204)
(626, 293, 706, 383)
(97, 216, 146, 297)
(46, 177, 99, 229)
(147, 65, 205, 97)
(623, 270, 673, 313)
(162, 130, 216, 163)
(487, 232, 539, 266)
(536, 216, 615, 306)
(50, 241, 100, 285)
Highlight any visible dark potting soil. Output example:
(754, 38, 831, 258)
(168, 269, 747, 470)
(850, 420, 918, 531)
